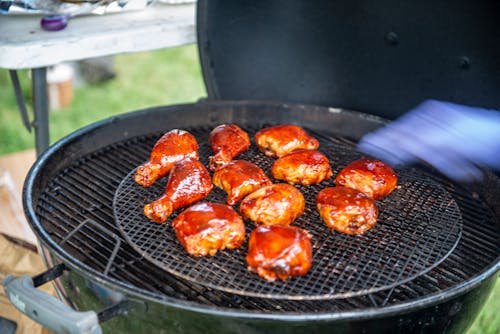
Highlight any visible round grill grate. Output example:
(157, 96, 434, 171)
(114, 127, 463, 300)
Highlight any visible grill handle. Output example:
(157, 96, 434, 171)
(3, 265, 102, 334)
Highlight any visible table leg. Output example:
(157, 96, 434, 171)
(31, 68, 50, 157)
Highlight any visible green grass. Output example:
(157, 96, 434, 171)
(0, 44, 498, 334)
(469, 279, 500, 334)
(0, 68, 34, 154)
(0, 44, 206, 154)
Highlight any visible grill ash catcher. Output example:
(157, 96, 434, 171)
(4, 1, 500, 333)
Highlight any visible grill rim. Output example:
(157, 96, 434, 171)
(23, 100, 500, 320)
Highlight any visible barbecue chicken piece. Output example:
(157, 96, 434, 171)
(334, 158, 398, 200)
(144, 158, 212, 223)
(271, 149, 333, 185)
(246, 225, 312, 282)
(172, 202, 246, 257)
(254, 124, 320, 158)
(208, 124, 251, 171)
(239, 183, 305, 226)
(134, 129, 199, 187)
(212, 160, 272, 205)
(316, 186, 379, 235)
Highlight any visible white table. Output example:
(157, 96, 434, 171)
(0, 2, 197, 155)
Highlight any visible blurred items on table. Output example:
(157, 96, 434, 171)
(0, 0, 194, 31)
(0, 0, 155, 16)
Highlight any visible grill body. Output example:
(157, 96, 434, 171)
(24, 101, 500, 333)
(40, 259, 500, 334)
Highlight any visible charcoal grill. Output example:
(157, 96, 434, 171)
(4, 1, 500, 333)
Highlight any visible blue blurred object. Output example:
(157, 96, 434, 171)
(357, 100, 500, 182)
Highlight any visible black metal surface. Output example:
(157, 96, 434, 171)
(97, 301, 129, 323)
(9, 70, 32, 132)
(113, 127, 462, 300)
(31, 68, 49, 157)
(0, 317, 17, 334)
(198, 0, 500, 119)
(43, 264, 498, 334)
(32, 263, 66, 288)
(26, 101, 500, 318)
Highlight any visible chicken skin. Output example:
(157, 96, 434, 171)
(172, 202, 246, 257)
(246, 225, 312, 282)
(316, 187, 379, 235)
(212, 160, 273, 206)
(334, 158, 398, 200)
(254, 124, 320, 158)
(208, 124, 251, 171)
(239, 183, 305, 226)
(144, 158, 213, 223)
(135, 129, 199, 187)
(271, 149, 333, 185)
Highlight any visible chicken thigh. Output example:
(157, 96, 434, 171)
(246, 225, 312, 282)
(334, 158, 398, 200)
(271, 149, 332, 185)
(172, 202, 246, 257)
(144, 158, 212, 223)
(239, 183, 305, 226)
(316, 186, 379, 235)
(254, 124, 319, 158)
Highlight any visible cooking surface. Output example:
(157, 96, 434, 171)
(114, 126, 462, 300)
(32, 102, 500, 312)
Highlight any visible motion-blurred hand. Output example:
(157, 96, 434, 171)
(357, 100, 500, 182)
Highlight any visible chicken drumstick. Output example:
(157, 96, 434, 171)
(212, 160, 272, 205)
(144, 158, 212, 223)
(134, 129, 199, 187)
(208, 124, 251, 171)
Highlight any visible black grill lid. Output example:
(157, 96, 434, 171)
(197, 0, 500, 119)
